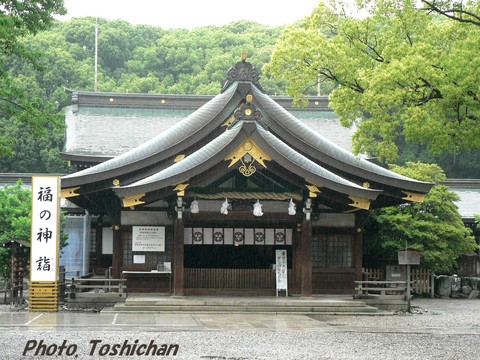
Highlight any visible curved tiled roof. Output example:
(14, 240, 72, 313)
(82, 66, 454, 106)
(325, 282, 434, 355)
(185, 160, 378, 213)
(62, 83, 240, 188)
(252, 124, 381, 200)
(114, 122, 245, 197)
(114, 120, 381, 203)
(61, 59, 433, 213)
(252, 85, 431, 193)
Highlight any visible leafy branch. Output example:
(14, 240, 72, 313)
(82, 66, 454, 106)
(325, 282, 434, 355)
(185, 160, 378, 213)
(421, 0, 480, 26)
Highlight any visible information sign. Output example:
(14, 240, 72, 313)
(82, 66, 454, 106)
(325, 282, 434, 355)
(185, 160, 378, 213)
(132, 226, 165, 252)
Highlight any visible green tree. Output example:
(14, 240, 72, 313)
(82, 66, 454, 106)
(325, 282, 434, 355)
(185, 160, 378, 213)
(421, 0, 480, 26)
(2, 17, 286, 172)
(0, 181, 31, 278)
(265, 0, 480, 165)
(0, 0, 66, 157)
(364, 162, 478, 273)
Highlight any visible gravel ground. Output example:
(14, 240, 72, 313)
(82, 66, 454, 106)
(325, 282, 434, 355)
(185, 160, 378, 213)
(0, 298, 479, 360)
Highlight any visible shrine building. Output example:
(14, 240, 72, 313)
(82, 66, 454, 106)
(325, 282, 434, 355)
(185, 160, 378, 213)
(60, 57, 433, 296)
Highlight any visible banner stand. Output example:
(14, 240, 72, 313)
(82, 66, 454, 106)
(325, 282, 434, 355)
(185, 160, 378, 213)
(29, 282, 58, 312)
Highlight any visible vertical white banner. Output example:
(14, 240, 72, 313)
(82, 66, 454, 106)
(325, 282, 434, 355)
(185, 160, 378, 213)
(31, 176, 60, 282)
(275, 249, 288, 296)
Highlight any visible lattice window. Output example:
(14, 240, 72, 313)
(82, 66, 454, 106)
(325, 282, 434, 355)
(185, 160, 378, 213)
(312, 234, 353, 268)
(89, 226, 96, 253)
(123, 232, 132, 264)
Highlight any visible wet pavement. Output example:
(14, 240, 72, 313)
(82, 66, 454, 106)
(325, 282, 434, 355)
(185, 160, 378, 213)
(0, 298, 479, 359)
(0, 298, 479, 334)
(0, 310, 345, 332)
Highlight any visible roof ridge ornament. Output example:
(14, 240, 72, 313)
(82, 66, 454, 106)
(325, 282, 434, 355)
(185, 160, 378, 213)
(221, 56, 266, 93)
(233, 101, 263, 123)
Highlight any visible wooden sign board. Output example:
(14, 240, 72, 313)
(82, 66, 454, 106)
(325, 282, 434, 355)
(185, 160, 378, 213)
(397, 248, 421, 265)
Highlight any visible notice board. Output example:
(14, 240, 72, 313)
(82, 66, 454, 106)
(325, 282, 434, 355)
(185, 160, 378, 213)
(132, 226, 165, 252)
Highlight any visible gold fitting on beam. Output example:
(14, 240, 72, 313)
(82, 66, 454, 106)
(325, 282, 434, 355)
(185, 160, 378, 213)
(402, 191, 425, 203)
(305, 184, 321, 198)
(122, 194, 145, 208)
(61, 187, 80, 198)
(348, 196, 371, 210)
(174, 154, 186, 163)
(246, 94, 253, 103)
(222, 115, 236, 127)
(174, 183, 189, 196)
(112, 178, 120, 187)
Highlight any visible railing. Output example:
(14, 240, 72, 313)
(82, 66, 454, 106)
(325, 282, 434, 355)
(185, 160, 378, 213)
(354, 281, 407, 299)
(68, 277, 127, 298)
(363, 268, 433, 295)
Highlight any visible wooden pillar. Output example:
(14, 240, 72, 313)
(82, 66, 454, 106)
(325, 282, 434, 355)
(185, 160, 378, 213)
(109, 202, 122, 280)
(173, 218, 185, 296)
(111, 224, 122, 279)
(300, 218, 312, 297)
(292, 223, 302, 295)
(354, 213, 365, 282)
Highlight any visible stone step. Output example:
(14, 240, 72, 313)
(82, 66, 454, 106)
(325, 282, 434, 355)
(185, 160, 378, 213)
(105, 303, 379, 314)
(123, 299, 369, 307)
(103, 296, 381, 314)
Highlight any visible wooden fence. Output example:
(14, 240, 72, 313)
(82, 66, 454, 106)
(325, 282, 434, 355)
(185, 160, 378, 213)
(184, 268, 296, 295)
(363, 268, 384, 281)
(363, 268, 433, 295)
(411, 268, 433, 295)
(185, 267, 433, 296)
(185, 268, 275, 289)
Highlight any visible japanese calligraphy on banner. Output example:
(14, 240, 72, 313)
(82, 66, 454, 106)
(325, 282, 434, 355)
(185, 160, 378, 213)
(132, 226, 165, 252)
(31, 176, 60, 282)
(275, 249, 288, 295)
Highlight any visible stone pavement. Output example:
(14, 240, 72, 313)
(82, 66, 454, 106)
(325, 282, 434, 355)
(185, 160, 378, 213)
(0, 298, 478, 334)
(0, 298, 479, 359)
(0, 310, 346, 332)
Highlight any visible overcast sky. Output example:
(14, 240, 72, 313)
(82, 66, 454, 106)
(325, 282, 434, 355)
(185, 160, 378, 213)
(57, 0, 321, 28)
